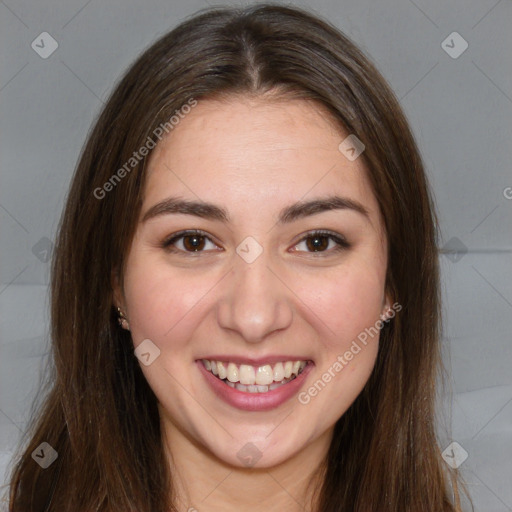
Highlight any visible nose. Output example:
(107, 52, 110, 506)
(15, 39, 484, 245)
(216, 252, 294, 343)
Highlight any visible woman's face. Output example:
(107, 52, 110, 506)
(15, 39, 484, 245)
(114, 96, 389, 469)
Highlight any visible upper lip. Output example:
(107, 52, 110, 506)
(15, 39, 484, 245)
(198, 355, 313, 366)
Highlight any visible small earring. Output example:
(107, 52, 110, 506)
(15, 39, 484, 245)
(380, 305, 391, 321)
(117, 307, 130, 330)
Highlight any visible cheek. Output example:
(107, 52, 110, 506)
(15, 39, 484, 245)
(122, 257, 211, 343)
(294, 264, 385, 417)
(296, 263, 386, 345)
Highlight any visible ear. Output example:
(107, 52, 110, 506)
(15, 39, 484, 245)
(111, 266, 124, 310)
(381, 291, 394, 317)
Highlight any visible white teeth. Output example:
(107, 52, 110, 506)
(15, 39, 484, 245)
(255, 365, 273, 385)
(226, 362, 239, 383)
(273, 362, 285, 381)
(239, 364, 256, 385)
(217, 361, 227, 380)
(231, 375, 296, 393)
(202, 358, 309, 389)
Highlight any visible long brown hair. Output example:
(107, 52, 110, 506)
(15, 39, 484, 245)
(6, 4, 470, 511)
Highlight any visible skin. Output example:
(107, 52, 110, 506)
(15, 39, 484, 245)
(113, 95, 390, 511)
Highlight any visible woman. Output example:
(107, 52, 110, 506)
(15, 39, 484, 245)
(6, 4, 469, 511)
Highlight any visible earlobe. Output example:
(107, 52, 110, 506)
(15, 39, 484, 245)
(381, 292, 394, 320)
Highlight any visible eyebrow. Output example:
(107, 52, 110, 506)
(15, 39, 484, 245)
(141, 195, 370, 224)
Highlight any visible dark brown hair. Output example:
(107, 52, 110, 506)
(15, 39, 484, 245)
(5, 3, 469, 511)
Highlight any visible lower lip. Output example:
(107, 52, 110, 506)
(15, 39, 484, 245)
(196, 360, 314, 411)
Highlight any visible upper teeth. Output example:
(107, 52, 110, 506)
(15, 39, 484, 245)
(202, 359, 307, 385)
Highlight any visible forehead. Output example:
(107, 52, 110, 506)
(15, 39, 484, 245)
(143, 96, 381, 224)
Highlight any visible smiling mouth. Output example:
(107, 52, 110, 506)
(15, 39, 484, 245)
(201, 359, 309, 393)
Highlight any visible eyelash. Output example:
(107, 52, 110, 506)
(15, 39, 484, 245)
(161, 229, 350, 255)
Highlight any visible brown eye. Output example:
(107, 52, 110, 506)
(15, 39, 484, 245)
(162, 230, 219, 254)
(292, 230, 350, 254)
(305, 234, 330, 252)
(182, 234, 206, 251)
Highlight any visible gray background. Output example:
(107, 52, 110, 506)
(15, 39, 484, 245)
(0, 0, 511, 510)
